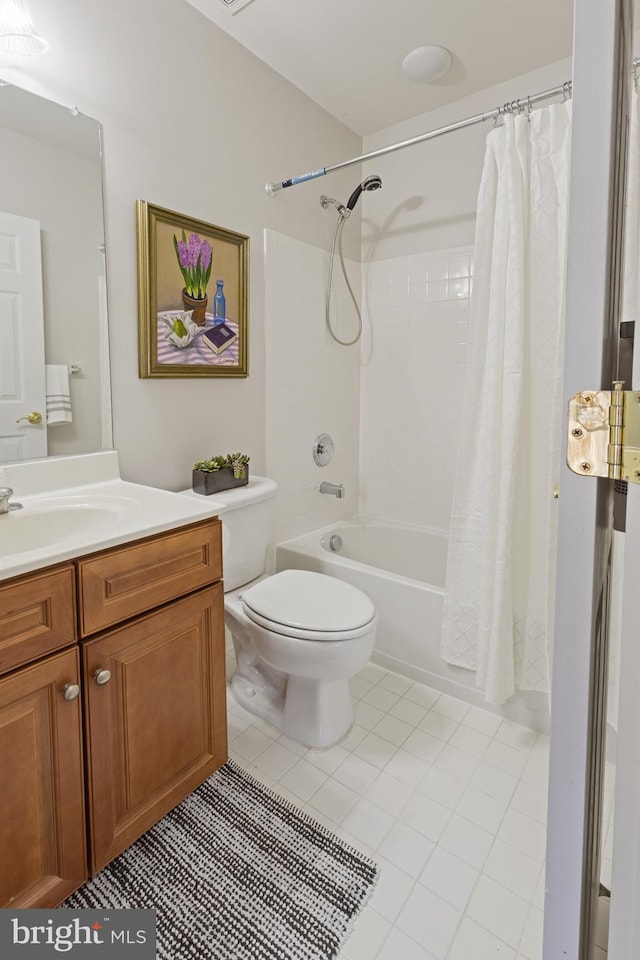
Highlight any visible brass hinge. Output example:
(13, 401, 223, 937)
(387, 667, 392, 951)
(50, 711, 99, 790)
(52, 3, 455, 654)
(567, 381, 640, 482)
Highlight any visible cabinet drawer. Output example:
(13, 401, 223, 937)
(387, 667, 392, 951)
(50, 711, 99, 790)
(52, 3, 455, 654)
(77, 519, 222, 636)
(0, 565, 76, 676)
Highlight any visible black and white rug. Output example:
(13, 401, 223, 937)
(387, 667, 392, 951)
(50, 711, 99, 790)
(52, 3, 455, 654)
(63, 760, 379, 960)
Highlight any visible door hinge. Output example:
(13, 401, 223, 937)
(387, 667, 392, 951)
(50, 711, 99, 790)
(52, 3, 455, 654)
(567, 381, 640, 482)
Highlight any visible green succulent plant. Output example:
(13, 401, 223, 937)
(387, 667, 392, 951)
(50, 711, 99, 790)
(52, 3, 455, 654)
(193, 452, 250, 476)
(226, 452, 250, 477)
(193, 455, 228, 473)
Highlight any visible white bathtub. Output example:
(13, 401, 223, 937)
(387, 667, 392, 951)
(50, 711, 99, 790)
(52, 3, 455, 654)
(275, 517, 549, 730)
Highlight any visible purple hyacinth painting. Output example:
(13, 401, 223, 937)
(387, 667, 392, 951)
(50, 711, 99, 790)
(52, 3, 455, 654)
(136, 200, 249, 379)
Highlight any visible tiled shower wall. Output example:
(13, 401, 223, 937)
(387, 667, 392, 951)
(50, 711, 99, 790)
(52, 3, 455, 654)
(264, 229, 361, 546)
(359, 247, 473, 531)
(265, 233, 473, 542)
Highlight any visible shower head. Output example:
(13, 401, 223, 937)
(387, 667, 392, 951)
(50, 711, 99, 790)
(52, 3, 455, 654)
(320, 175, 382, 220)
(345, 174, 382, 211)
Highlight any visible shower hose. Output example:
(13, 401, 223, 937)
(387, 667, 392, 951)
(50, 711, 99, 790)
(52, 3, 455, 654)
(325, 215, 362, 346)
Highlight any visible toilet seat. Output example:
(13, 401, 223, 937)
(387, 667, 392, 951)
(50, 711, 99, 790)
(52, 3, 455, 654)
(240, 569, 375, 642)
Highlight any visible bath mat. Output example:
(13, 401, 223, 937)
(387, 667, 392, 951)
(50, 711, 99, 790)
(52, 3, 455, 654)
(63, 759, 378, 960)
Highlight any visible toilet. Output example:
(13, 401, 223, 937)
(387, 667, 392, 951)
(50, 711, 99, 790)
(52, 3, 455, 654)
(215, 477, 377, 748)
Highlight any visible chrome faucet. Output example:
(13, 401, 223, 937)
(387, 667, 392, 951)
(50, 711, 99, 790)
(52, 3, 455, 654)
(319, 481, 345, 499)
(0, 486, 22, 514)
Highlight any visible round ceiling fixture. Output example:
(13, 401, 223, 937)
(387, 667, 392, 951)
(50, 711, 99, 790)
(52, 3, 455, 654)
(402, 45, 451, 83)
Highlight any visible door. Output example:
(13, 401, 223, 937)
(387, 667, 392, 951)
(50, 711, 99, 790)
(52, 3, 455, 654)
(0, 647, 87, 907)
(607, 240, 640, 953)
(82, 584, 227, 874)
(544, 1, 633, 958)
(0, 210, 47, 462)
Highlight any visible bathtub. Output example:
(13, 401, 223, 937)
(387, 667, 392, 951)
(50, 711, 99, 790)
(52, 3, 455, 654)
(275, 517, 549, 730)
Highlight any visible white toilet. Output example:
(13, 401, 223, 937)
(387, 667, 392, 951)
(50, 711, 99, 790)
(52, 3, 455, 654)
(215, 477, 377, 748)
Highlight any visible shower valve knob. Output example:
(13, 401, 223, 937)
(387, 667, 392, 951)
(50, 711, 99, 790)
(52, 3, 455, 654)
(313, 433, 335, 466)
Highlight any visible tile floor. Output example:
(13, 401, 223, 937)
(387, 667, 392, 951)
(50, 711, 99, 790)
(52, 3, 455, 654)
(226, 653, 552, 960)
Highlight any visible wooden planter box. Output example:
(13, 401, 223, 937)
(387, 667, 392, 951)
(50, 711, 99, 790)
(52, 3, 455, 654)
(192, 467, 249, 496)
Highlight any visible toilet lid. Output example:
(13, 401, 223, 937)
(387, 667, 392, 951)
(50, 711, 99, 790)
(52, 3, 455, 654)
(240, 569, 375, 634)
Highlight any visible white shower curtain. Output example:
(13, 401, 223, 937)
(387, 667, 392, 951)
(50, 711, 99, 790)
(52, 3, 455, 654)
(441, 102, 572, 706)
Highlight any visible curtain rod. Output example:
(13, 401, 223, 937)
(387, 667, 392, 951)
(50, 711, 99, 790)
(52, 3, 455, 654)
(266, 61, 639, 197)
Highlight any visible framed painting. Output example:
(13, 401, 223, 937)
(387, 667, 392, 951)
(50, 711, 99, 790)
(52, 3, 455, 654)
(136, 200, 249, 378)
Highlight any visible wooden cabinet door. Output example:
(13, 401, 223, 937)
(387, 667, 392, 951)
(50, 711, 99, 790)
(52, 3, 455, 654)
(83, 583, 227, 873)
(0, 647, 87, 907)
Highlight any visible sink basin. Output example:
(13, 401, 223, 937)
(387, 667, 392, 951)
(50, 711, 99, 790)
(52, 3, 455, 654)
(0, 452, 225, 580)
(0, 503, 127, 557)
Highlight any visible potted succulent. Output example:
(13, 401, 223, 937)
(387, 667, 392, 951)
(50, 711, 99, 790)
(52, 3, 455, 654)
(192, 452, 250, 495)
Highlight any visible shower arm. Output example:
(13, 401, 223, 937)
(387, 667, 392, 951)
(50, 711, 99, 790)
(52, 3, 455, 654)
(265, 61, 640, 197)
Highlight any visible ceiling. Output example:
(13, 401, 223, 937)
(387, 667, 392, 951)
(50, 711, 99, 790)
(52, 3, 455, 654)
(185, 0, 575, 136)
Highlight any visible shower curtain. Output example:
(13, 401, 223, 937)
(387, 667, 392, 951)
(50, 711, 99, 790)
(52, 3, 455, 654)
(440, 102, 572, 706)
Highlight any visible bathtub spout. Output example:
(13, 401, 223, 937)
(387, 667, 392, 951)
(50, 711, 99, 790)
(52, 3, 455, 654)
(319, 481, 345, 498)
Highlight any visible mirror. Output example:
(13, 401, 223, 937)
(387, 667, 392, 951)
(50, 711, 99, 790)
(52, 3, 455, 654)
(0, 82, 111, 463)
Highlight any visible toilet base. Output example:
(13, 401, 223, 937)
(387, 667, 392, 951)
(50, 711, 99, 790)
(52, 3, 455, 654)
(231, 673, 285, 731)
(230, 672, 353, 749)
(283, 676, 353, 748)
(230, 642, 286, 731)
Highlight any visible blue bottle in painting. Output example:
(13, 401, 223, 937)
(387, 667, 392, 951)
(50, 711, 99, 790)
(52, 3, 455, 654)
(213, 279, 226, 325)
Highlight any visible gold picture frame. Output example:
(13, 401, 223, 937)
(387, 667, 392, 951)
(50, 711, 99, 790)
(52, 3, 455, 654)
(136, 200, 249, 378)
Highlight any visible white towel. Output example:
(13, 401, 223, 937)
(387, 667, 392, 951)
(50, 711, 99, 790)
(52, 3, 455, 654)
(45, 364, 72, 425)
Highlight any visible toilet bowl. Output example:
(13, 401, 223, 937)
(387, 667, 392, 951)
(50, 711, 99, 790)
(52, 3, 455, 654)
(181, 476, 378, 748)
(225, 568, 377, 748)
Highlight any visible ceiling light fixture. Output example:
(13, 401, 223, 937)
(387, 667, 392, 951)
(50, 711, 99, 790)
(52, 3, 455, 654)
(402, 45, 451, 83)
(0, 0, 48, 55)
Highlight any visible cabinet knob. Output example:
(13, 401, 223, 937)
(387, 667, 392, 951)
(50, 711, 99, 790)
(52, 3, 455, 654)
(62, 682, 80, 701)
(94, 668, 111, 685)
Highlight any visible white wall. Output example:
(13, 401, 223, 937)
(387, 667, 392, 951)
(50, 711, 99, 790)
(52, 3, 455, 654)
(2, 0, 362, 489)
(264, 229, 360, 546)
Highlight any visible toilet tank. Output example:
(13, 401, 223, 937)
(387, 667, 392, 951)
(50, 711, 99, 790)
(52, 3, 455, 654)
(214, 476, 278, 592)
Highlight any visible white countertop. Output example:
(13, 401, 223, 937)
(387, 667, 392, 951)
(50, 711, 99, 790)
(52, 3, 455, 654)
(0, 452, 225, 582)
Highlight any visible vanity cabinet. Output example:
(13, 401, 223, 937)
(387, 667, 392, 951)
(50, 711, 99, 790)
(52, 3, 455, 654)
(0, 517, 227, 906)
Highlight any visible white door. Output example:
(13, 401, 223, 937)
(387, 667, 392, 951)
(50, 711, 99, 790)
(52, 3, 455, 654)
(0, 210, 47, 462)
(607, 232, 640, 955)
(544, 1, 632, 958)
(608, 333, 640, 957)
